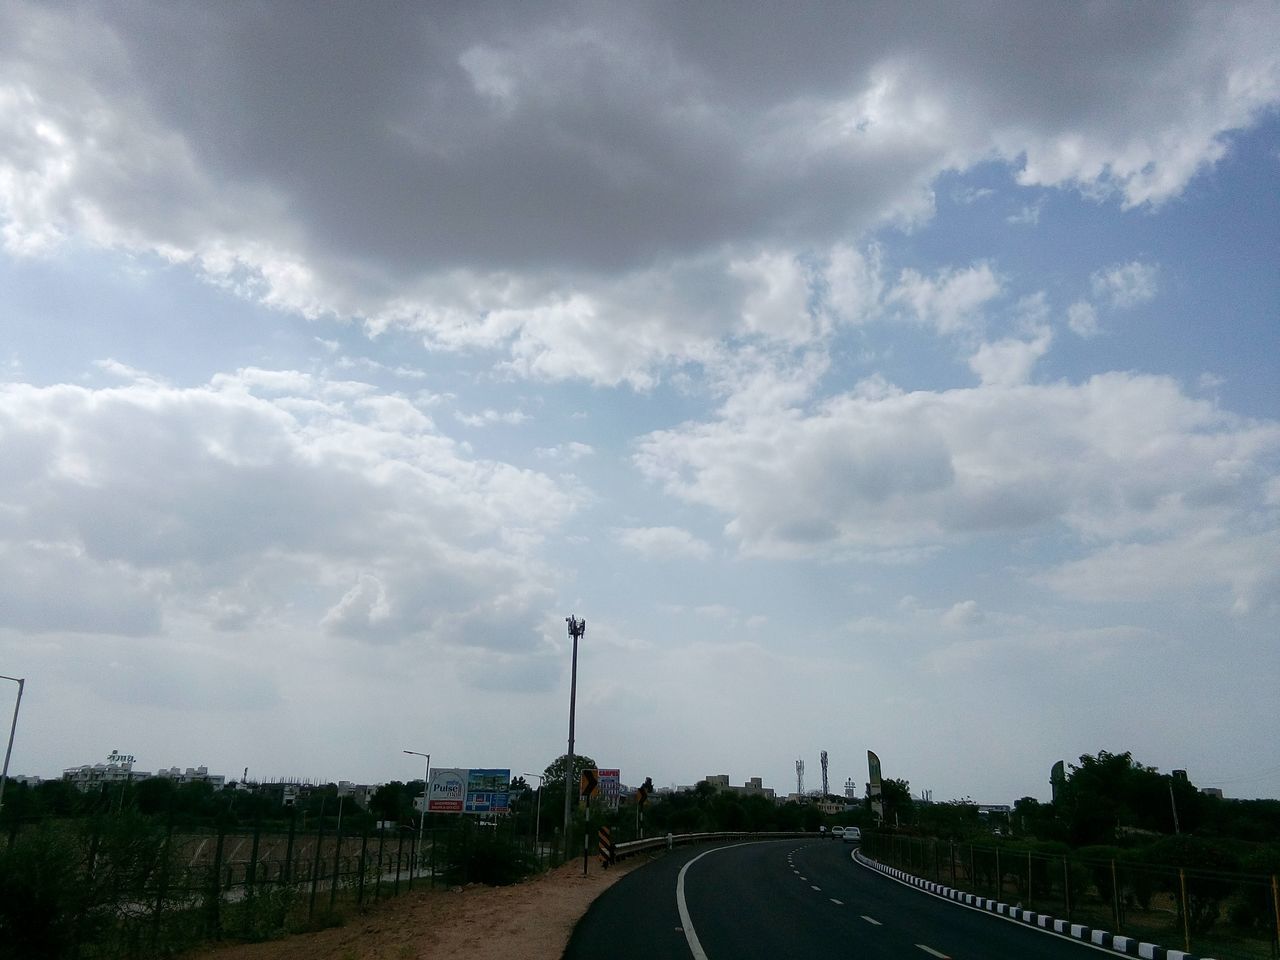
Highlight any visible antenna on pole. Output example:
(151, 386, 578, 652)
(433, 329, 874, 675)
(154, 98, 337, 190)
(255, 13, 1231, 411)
(795, 758, 804, 796)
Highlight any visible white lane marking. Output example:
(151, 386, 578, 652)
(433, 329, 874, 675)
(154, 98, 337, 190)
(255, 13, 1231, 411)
(798, 875, 808, 880)
(810, 885, 821, 891)
(676, 841, 759, 960)
(862, 915, 882, 925)
(916, 946, 949, 959)
(830, 898, 844, 905)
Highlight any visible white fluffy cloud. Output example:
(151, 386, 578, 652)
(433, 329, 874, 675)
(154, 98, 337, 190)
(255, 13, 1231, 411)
(0, 372, 577, 650)
(615, 525, 712, 561)
(635, 372, 1280, 569)
(1092, 261, 1160, 309)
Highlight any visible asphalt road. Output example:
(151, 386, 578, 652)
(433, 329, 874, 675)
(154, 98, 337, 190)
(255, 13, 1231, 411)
(564, 838, 1113, 960)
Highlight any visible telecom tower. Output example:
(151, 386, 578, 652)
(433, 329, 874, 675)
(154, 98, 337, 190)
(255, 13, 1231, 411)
(795, 758, 805, 796)
(820, 750, 829, 797)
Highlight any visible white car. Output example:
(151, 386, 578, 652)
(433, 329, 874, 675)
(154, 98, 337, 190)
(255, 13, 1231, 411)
(830, 826, 845, 839)
(842, 826, 861, 843)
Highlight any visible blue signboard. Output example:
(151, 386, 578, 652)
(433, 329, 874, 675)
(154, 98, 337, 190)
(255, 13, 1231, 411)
(464, 768, 510, 814)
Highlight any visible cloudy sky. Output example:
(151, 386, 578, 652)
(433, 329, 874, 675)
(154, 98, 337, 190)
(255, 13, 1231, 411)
(2, 1, 1278, 804)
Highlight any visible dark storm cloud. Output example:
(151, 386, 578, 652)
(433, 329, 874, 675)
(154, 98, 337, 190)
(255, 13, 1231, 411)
(11, 0, 1272, 283)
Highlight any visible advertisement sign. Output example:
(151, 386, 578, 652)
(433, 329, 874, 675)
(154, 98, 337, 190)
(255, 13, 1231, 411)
(598, 768, 621, 809)
(426, 767, 511, 814)
(464, 768, 511, 814)
(867, 750, 884, 821)
(427, 768, 467, 813)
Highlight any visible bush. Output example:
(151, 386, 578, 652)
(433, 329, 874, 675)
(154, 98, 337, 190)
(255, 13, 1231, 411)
(0, 821, 102, 960)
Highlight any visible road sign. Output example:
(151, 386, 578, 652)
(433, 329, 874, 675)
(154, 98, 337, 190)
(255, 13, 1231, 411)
(580, 768, 599, 799)
(598, 825, 614, 867)
(637, 776, 653, 807)
(599, 768, 620, 809)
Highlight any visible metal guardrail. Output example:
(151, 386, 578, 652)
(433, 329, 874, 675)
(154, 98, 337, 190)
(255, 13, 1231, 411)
(613, 830, 815, 862)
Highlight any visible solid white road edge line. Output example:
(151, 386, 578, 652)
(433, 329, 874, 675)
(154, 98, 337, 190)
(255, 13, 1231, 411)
(848, 849, 1128, 958)
(676, 841, 767, 960)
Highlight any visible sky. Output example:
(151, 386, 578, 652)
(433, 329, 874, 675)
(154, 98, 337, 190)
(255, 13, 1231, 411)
(1, 1, 1278, 806)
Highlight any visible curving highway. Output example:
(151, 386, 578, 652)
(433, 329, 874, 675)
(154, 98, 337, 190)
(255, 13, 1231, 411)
(565, 839, 1115, 960)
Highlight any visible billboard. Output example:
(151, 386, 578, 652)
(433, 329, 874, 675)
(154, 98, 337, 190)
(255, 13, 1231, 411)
(867, 750, 884, 821)
(426, 767, 511, 814)
(427, 768, 467, 813)
(465, 768, 510, 814)
(599, 768, 620, 810)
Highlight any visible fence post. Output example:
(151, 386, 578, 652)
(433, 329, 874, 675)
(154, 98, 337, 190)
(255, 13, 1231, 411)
(429, 825, 437, 889)
(245, 812, 262, 937)
(969, 844, 975, 890)
(394, 828, 405, 896)
(1270, 874, 1279, 959)
(357, 830, 369, 906)
(1111, 859, 1121, 931)
(328, 809, 344, 912)
(283, 804, 297, 886)
(1179, 868, 1191, 954)
(208, 822, 226, 940)
(309, 808, 326, 919)
(1063, 855, 1071, 922)
(375, 826, 385, 900)
(1027, 850, 1033, 908)
(151, 797, 176, 951)
(995, 847, 1001, 900)
(950, 840, 956, 887)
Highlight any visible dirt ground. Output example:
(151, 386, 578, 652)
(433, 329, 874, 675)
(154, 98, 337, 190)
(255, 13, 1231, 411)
(191, 857, 646, 960)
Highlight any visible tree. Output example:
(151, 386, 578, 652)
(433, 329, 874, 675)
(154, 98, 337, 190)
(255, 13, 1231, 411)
(541, 753, 599, 786)
(537, 753, 598, 835)
(879, 778, 915, 826)
(1058, 751, 1199, 844)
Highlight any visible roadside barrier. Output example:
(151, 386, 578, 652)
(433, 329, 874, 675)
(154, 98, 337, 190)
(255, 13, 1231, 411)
(613, 830, 814, 862)
(855, 849, 1219, 960)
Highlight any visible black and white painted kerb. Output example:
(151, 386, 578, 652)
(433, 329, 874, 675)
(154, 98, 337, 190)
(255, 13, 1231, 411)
(853, 850, 1216, 960)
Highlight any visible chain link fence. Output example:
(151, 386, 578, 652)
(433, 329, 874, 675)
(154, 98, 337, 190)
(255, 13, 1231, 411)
(0, 804, 551, 959)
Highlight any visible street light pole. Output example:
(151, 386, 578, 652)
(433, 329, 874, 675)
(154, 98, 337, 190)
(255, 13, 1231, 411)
(0, 675, 24, 816)
(563, 615, 585, 854)
(523, 773, 545, 866)
(403, 749, 431, 866)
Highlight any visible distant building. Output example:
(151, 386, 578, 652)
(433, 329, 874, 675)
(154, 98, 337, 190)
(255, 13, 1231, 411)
(1201, 787, 1225, 799)
(62, 754, 230, 793)
(698, 774, 776, 802)
(337, 781, 374, 808)
(62, 761, 151, 792)
(155, 765, 226, 789)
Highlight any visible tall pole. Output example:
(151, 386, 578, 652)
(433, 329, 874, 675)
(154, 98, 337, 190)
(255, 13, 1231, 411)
(523, 773, 545, 865)
(0, 675, 24, 815)
(563, 615, 585, 852)
(403, 750, 430, 864)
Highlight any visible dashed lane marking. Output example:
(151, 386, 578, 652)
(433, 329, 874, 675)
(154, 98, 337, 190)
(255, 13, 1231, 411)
(810, 885, 821, 891)
(830, 898, 844, 905)
(916, 946, 949, 959)
(861, 916, 882, 925)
